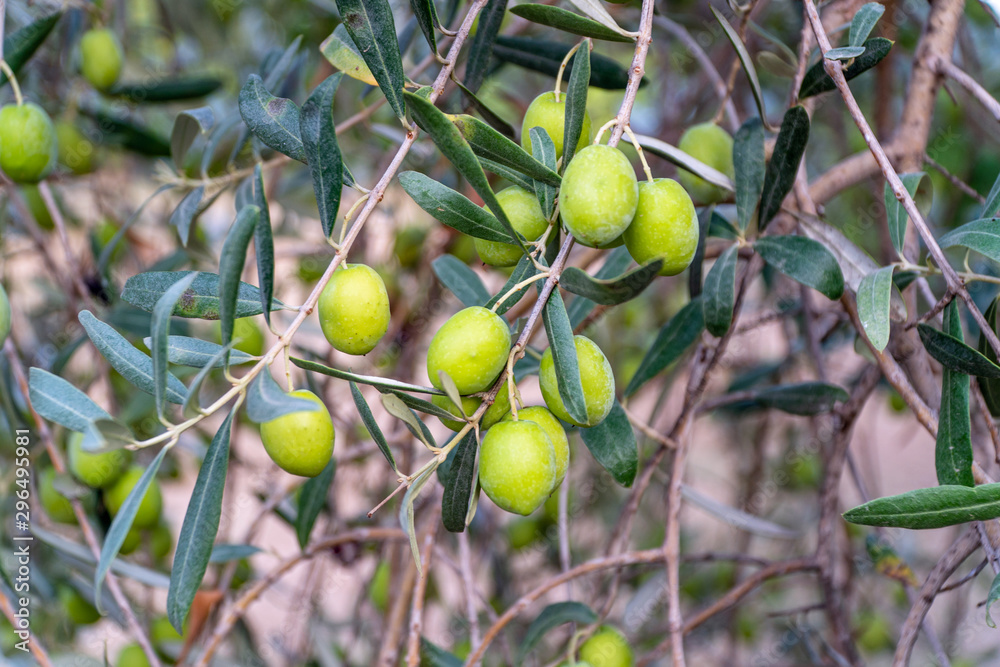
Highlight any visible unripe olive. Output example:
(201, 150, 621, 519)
(212, 317, 265, 356)
(150, 615, 185, 659)
(579, 626, 634, 667)
(318, 264, 390, 355)
(474, 186, 549, 267)
(103, 466, 163, 529)
(57, 585, 100, 625)
(369, 560, 390, 612)
(0, 103, 57, 183)
(431, 379, 511, 431)
(502, 406, 568, 487)
(67, 431, 130, 489)
(55, 121, 96, 174)
(21, 183, 54, 229)
(80, 28, 124, 91)
(426, 306, 511, 394)
(0, 283, 10, 347)
(259, 389, 335, 477)
(559, 145, 638, 248)
(539, 335, 615, 427)
(117, 643, 151, 667)
(150, 522, 172, 559)
(623, 178, 699, 276)
(119, 527, 141, 555)
(478, 420, 556, 515)
(38, 467, 76, 524)
(677, 122, 734, 204)
(521, 92, 592, 160)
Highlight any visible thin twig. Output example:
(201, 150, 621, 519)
(933, 56, 1000, 122)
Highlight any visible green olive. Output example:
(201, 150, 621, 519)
(677, 122, 734, 204)
(0, 103, 57, 183)
(103, 466, 163, 529)
(80, 28, 124, 91)
(21, 183, 54, 229)
(117, 643, 151, 667)
(426, 306, 511, 394)
(38, 467, 76, 524)
(431, 379, 511, 431)
(579, 626, 634, 667)
(539, 336, 615, 427)
(623, 178, 699, 276)
(559, 145, 638, 248)
(57, 585, 101, 625)
(259, 389, 335, 477)
(318, 264, 391, 355)
(67, 431, 130, 489)
(150, 615, 185, 659)
(502, 406, 568, 487)
(150, 522, 172, 559)
(55, 121, 96, 174)
(521, 91, 592, 160)
(478, 420, 556, 516)
(212, 317, 265, 357)
(0, 283, 10, 348)
(474, 186, 549, 267)
(119, 526, 142, 555)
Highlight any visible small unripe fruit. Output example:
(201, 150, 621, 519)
(103, 466, 163, 529)
(0, 283, 10, 347)
(21, 184, 54, 229)
(117, 643, 151, 667)
(55, 121, 96, 174)
(58, 585, 101, 625)
(119, 527, 142, 555)
(318, 264, 390, 355)
(502, 406, 568, 487)
(0, 103, 57, 183)
(80, 28, 124, 91)
(474, 186, 549, 267)
(579, 626, 634, 667)
(150, 522, 172, 559)
(431, 379, 511, 431)
(68, 431, 130, 489)
(559, 145, 638, 248)
(259, 389, 335, 477)
(370, 560, 390, 612)
(38, 467, 76, 524)
(677, 122, 734, 204)
(212, 317, 265, 357)
(427, 306, 511, 394)
(478, 420, 556, 515)
(623, 178, 699, 276)
(151, 615, 185, 659)
(521, 91, 592, 160)
(539, 336, 615, 427)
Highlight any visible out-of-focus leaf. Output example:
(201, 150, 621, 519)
(432, 255, 490, 307)
(681, 485, 799, 538)
(983, 171, 1000, 219)
(712, 7, 769, 129)
(799, 37, 892, 98)
(509, 4, 633, 42)
(296, 459, 336, 548)
(935, 301, 974, 487)
(736, 382, 849, 415)
(399, 463, 437, 568)
(856, 265, 895, 351)
(580, 400, 637, 486)
(398, 171, 513, 243)
(171, 107, 214, 170)
(169, 186, 205, 247)
(625, 298, 704, 397)
(977, 297, 1000, 417)
(108, 77, 223, 103)
(759, 106, 810, 229)
(754, 235, 843, 299)
(291, 357, 444, 395)
(464, 0, 508, 94)
(408, 0, 439, 54)
(301, 74, 345, 238)
(703, 244, 739, 337)
(334, 0, 407, 118)
(420, 637, 462, 666)
(518, 602, 597, 662)
(634, 134, 734, 193)
(987, 573, 1000, 628)
(843, 483, 1000, 529)
(245, 372, 318, 423)
(0, 11, 62, 85)
(492, 36, 636, 89)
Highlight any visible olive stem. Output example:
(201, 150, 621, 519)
(553, 40, 586, 104)
(0, 60, 24, 108)
(592, 118, 619, 145)
(622, 125, 654, 183)
(489, 271, 549, 313)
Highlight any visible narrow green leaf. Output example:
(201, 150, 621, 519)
(542, 290, 589, 425)
(564, 0, 629, 37)
(291, 356, 444, 395)
(688, 208, 714, 298)
(301, 74, 345, 239)
(529, 128, 558, 219)
(940, 218, 1000, 264)
(122, 272, 286, 320)
(712, 7, 769, 129)
(983, 171, 1000, 219)
(350, 382, 396, 471)
(399, 464, 437, 568)
(432, 255, 490, 307)
(100, 185, 175, 276)
(733, 118, 765, 232)
(95, 447, 168, 596)
(296, 459, 336, 549)
(28, 368, 111, 432)
(335, 0, 407, 118)
(509, 5, 633, 42)
(519, 601, 598, 662)
(420, 638, 463, 667)
(703, 244, 739, 337)
(141, 336, 256, 368)
(167, 410, 233, 632)
(559, 261, 662, 306)
(441, 430, 478, 532)
(171, 107, 214, 171)
(209, 544, 262, 563)
(759, 106, 810, 229)
(169, 186, 204, 247)
(79, 311, 188, 405)
(218, 206, 260, 366)
(935, 301, 974, 487)
(561, 41, 590, 170)
(849, 3, 885, 47)
(825, 46, 867, 60)
(382, 393, 437, 448)
(0, 11, 62, 85)
(452, 115, 561, 186)
(151, 273, 198, 418)
(885, 172, 931, 255)
(485, 254, 540, 316)
(479, 157, 536, 191)
(251, 166, 276, 327)
(408, 0, 439, 54)
(739, 382, 849, 415)
(320, 24, 377, 85)
(245, 372, 318, 423)
(977, 297, 1000, 417)
(625, 298, 705, 397)
(405, 92, 525, 253)
(452, 80, 517, 138)
(918, 322, 1000, 379)
(79, 418, 135, 453)
(987, 573, 1000, 628)
(492, 36, 635, 90)
(634, 134, 734, 193)
(398, 171, 513, 243)
(855, 265, 896, 351)
(79, 102, 170, 156)
(182, 341, 238, 419)
(238, 74, 306, 162)
(843, 483, 1000, 529)
(567, 246, 632, 329)
(464, 0, 508, 93)
(799, 37, 893, 99)
(580, 400, 637, 486)
(108, 77, 222, 103)
(754, 235, 843, 299)
(386, 389, 458, 421)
